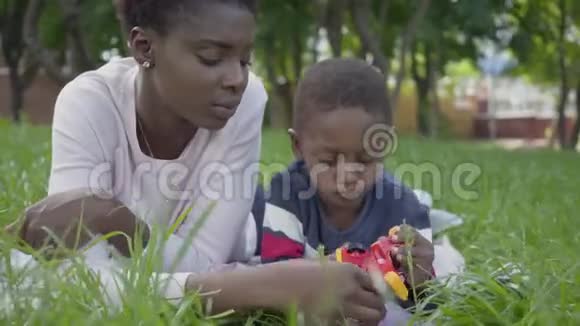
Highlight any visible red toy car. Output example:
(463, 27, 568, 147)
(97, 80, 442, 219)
(335, 227, 409, 301)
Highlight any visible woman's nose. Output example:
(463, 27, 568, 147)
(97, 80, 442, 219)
(222, 61, 246, 93)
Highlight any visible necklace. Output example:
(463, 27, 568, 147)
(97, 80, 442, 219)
(137, 113, 155, 158)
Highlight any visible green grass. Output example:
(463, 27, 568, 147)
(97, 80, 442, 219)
(1, 122, 579, 325)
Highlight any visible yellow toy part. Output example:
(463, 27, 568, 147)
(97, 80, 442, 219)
(388, 226, 401, 238)
(335, 248, 343, 263)
(384, 271, 408, 301)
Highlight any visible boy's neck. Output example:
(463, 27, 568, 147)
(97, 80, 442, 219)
(321, 198, 365, 231)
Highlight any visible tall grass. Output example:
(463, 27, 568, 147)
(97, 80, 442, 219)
(1, 123, 579, 324)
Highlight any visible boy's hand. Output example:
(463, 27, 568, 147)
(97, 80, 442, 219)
(390, 225, 435, 288)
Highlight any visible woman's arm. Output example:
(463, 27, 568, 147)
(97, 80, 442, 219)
(9, 190, 149, 257)
(7, 76, 147, 255)
(181, 259, 387, 323)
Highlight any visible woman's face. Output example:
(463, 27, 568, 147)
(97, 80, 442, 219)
(139, 3, 256, 130)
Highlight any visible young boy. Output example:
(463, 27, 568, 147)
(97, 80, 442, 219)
(254, 58, 436, 309)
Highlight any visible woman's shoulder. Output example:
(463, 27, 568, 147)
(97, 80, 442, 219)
(51, 58, 137, 148)
(54, 58, 137, 119)
(235, 71, 268, 121)
(246, 71, 268, 105)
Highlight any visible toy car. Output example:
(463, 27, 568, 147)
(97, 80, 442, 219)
(335, 227, 409, 301)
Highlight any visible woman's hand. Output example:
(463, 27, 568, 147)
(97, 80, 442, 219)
(5, 189, 149, 257)
(282, 260, 386, 325)
(187, 259, 386, 325)
(390, 225, 435, 288)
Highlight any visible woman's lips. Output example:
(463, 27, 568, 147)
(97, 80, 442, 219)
(211, 104, 237, 120)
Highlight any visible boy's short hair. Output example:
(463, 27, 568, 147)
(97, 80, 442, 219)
(292, 58, 392, 131)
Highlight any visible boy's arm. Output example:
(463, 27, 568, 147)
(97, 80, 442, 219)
(394, 188, 436, 310)
(260, 203, 307, 263)
(258, 171, 310, 263)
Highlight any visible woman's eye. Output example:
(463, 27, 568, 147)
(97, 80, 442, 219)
(197, 55, 221, 66)
(240, 55, 253, 67)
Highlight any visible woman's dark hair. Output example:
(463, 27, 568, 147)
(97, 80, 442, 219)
(115, 0, 258, 34)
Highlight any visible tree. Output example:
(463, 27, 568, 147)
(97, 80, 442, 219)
(254, 0, 319, 128)
(23, 0, 123, 86)
(349, 0, 431, 111)
(567, 1, 580, 149)
(0, 0, 39, 123)
(410, 0, 505, 137)
(317, 0, 347, 58)
(508, 0, 579, 149)
(0, 0, 124, 123)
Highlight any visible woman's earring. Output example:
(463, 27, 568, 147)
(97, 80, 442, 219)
(142, 61, 152, 69)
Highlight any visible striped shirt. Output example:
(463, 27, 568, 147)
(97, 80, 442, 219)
(254, 160, 432, 262)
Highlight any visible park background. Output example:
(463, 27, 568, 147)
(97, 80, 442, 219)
(0, 0, 579, 325)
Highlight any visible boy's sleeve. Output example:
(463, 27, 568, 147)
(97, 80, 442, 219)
(259, 172, 307, 263)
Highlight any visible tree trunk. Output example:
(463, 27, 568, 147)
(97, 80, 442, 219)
(428, 43, 441, 138)
(276, 37, 294, 125)
(24, 0, 94, 85)
(1, 0, 32, 123)
(349, 0, 389, 76)
(24, 0, 69, 85)
(7, 66, 24, 123)
(411, 41, 431, 136)
(379, 0, 390, 28)
(324, 0, 345, 57)
(349, 0, 391, 112)
(263, 35, 291, 129)
(391, 0, 432, 111)
(416, 83, 430, 136)
(556, 0, 569, 149)
(570, 80, 580, 150)
(58, 0, 93, 72)
(291, 25, 303, 82)
(350, 0, 431, 112)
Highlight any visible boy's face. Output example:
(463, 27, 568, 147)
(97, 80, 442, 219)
(291, 108, 387, 211)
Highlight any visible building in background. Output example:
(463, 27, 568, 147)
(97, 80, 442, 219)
(456, 76, 577, 141)
(0, 55, 61, 125)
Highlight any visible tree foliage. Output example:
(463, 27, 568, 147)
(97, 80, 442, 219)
(507, 0, 579, 149)
(0, 0, 578, 148)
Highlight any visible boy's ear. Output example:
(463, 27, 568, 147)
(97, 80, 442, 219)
(287, 128, 302, 160)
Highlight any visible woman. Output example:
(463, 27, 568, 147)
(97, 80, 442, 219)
(7, 0, 386, 323)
